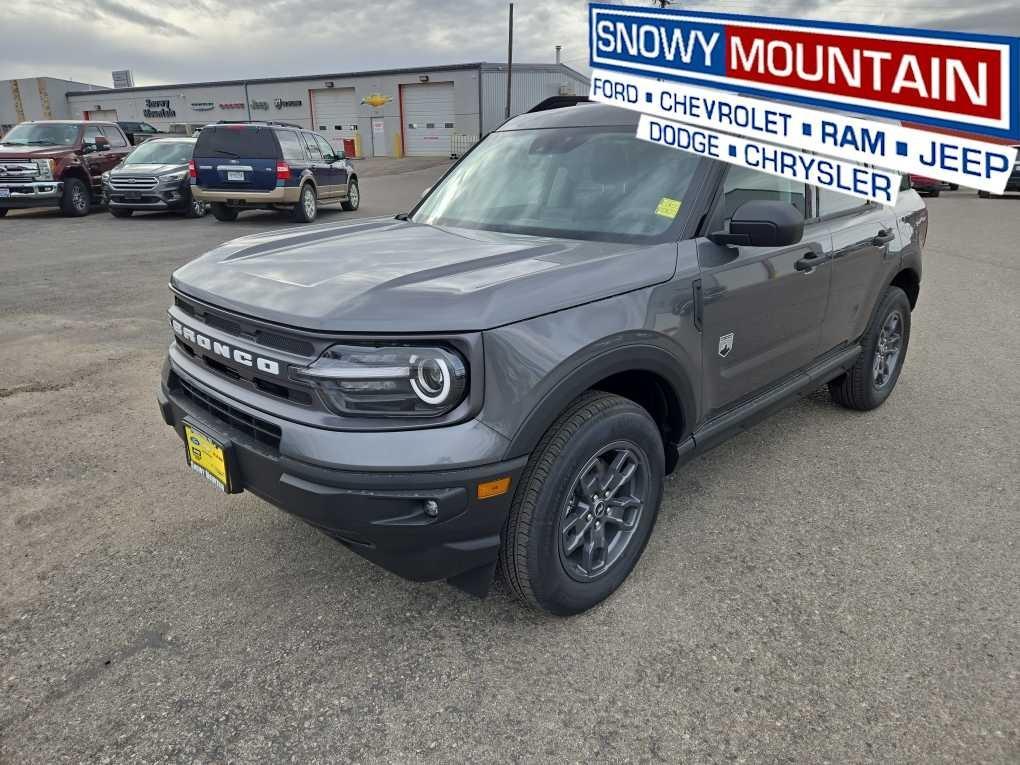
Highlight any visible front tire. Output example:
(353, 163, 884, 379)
(829, 286, 911, 411)
(499, 392, 664, 615)
(60, 178, 91, 217)
(0, 209, 8, 217)
(210, 203, 238, 222)
(291, 184, 317, 223)
(341, 178, 359, 211)
(184, 192, 207, 218)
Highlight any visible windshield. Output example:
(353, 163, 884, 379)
(1, 123, 79, 146)
(125, 140, 194, 165)
(412, 126, 700, 242)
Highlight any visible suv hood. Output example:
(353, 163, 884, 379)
(112, 163, 186, 177)
(171, 217, 678, 333)
(0, 144, 75, 160)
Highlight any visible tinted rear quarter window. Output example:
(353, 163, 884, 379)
(195, 126, 280, 158)
(276, 130, 308, 162)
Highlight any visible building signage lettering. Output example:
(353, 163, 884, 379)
(274, 98, 303, 109)
(249, 100, 269, 110)
(589, 3, 1020, 140)
(219, 102, 245, 110)
(143, 98, 176, 118)
(191, 102, 215, 112)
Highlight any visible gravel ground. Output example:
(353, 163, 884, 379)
(1, 181, 1017, 763)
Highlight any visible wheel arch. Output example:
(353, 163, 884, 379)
(505, 344, 696, 474)
(890, 267, 920, 308)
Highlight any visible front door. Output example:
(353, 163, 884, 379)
(698, 166, 832, 417)
(313, 134, 347, 197)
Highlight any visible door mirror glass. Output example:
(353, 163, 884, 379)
(709, 200, 804, 248)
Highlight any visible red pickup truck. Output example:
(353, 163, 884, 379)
(0, 120, 131, 216)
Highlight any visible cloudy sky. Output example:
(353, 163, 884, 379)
(5, 0, 1020, 87)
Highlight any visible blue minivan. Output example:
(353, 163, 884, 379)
(190, 122, 359, 223)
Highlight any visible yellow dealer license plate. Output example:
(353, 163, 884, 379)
(184, 424, 230, 492)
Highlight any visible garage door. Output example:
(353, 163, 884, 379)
(311, 88, 359, 153)
(86, 109, 118, 121)
(402, 82, 455, 156)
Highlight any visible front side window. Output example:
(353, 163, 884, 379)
(314, 134, 335, 159)
(83, 126, 104, 145)
(1, 122, 79, 146)
(413, 126, 700, 242)
(100, 126, 127, 148)
(817, 187, 868, 217)
(708, 165, 806, 233)
(124, 140, 194, 165)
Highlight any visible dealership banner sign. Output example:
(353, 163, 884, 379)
(589, 3, 1020, 140)
(591, 70, 1019, 194)
(636, 115, 900, 205)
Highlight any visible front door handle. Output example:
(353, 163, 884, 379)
(795, 252, 826, 272)
(872, 228, 895, 246)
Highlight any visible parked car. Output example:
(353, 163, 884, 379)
(978, 147, 1020, 197)
(0, 120, 131, 216)
(159, 103, 926, 615)
(102, 137, 206, 218)
(117, 121, 164, 145)
(909, 173, 950, 196)
(190, 122, 359, 223)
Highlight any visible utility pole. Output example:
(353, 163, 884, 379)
(505, 2, 514, 120)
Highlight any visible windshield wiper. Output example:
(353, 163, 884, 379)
(22, 140, 57, 146)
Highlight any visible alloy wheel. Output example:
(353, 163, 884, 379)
(558, 441, 649, 581)
(348, 182, 359, 209)
(873, 310, 903, 388)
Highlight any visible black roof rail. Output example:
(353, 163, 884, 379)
(213, 120, 303, 128)
(527, 96, 591, 113)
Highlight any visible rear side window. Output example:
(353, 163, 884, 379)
(276, 130, 307, 162)
(302, 133, 324, 161)
(195, 126, 279, 158)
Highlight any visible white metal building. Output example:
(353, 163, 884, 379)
(1, 77, 107, 137)
(62, 63, 589, 157)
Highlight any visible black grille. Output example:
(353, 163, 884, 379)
(173, 374, 281, 450)
(173, 295, 315, 356)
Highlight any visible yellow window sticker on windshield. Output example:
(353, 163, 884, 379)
(655, 197, 682, 219)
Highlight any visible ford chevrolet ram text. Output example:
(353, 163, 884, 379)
(159, 104, 926, 615)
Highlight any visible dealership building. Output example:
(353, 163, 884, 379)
(1, 77, 107, 135)
(5, 62, 587, 157)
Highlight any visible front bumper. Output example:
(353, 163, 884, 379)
(191, 185, 300, 206)
(0, 180, 62, 208)
(159, 360, 526, 585)
(106, 183, 190, 210)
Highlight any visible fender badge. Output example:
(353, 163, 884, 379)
(718, 332, 734, 358)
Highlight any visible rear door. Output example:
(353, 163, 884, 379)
(698, 165, 833, 416)
(815, 189, 899, 351)
(192, 125, 279, 191)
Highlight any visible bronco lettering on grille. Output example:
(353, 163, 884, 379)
(170, 318, 281, 376)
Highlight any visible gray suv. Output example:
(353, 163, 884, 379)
(158, 103, 926, 615)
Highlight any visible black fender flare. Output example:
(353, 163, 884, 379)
(503, 341, 698, 461)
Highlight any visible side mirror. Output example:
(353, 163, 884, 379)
(709, 200, 804, 248)
(337, 150, 346, 160)
(94, 136, 110, 152)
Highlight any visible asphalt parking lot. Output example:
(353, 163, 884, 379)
(1, 176, 1017, 762)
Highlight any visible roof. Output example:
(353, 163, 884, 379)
(497, 102, 635, 131)
(66, 62, 589, 97)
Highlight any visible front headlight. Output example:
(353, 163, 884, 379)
(292, 344, 467, 417)
(160, 171, 188, 184)
(35, 159, 55, 180)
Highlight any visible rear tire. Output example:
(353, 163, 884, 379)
(0, 209, 8, 217)
(828, 286, 911, 411)
(210, 203, 238, 222)
(341, 178, 360, 211)
(60, 177, 90, 217)
(109, 207, 133, 218)
(499, 391, 664, 615)
(291, 184, 317, 223)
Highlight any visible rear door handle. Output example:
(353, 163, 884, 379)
(795, 252, 827, 272)
(872, 228, 895, 246)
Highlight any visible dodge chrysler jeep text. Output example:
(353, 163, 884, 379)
(159, 103, 926, 615)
